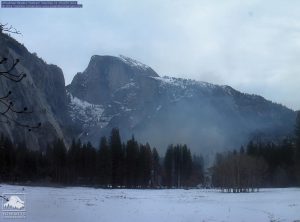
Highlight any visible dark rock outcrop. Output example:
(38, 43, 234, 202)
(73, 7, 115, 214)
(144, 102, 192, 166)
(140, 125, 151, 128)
(0, 32, 70, 150)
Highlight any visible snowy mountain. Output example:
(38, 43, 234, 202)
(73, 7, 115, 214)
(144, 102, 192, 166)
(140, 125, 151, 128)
(0, 31, 295, 153)
(66, 55, 296, 155)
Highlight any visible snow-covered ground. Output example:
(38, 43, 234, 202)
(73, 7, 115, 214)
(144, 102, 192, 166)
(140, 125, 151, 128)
(0, 184, 299, 222)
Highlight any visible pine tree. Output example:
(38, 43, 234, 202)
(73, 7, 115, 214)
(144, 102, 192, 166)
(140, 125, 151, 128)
(84, 142, 96, 183)
(0, 135, 16, 181)
(139, 143, 152, 187)
(164, 145, 174, 187)
(0, 135, 5, 181)
(151, 148, 161, 187)
(295, 111, 300, 184)
(110, 128, 124, 187)
(67, 139, 79, 183)
(296, 111, 300, 148)
(125, 135, 139, 188)
(181, 145, 192, 186)
(51, 139, 67, 183)
(240, 146, 245, 154)
(97, 136, 112, 186)
(15, 142, 28, 181)
(246, 141, 257, 156)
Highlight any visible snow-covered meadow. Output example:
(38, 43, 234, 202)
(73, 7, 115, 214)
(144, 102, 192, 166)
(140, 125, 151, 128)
(0, 184, 299, 222)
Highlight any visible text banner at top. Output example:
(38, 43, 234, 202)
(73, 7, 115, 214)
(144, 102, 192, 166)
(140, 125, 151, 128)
(1, 1, 83, 8)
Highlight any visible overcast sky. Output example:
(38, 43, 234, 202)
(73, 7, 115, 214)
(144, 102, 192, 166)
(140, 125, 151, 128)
(1, 0, 300, 110)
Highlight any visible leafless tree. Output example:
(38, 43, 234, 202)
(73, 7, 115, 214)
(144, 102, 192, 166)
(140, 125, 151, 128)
(212, 151, 267, 193)
(0, 23, 21, 35)
(0, 23, 41, 131)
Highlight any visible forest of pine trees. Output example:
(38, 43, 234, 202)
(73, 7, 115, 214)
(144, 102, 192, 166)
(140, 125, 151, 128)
(0, 128, 204, 188)
(1, 111, 300, 190)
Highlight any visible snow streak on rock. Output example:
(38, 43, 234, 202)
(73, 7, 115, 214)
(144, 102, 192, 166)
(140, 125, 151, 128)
(151, 76, 217, 90)
(68, 92, 112, 129)
(119, 55, 150, 71)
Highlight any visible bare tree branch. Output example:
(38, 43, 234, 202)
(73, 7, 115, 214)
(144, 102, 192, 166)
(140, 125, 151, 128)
(0, 23, 41, 132)
(0, 23, 21, 35)
(0, 98, 32, 114)
(0, 90, 11, 99)
(0, 112, 42, 131)
(0, 58, 27, 82)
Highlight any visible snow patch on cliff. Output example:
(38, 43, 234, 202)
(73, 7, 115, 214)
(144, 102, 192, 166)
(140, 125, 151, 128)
(151, 76, 217, 90)
(68, 92, 111, 128)
(119, 55, 150, 71)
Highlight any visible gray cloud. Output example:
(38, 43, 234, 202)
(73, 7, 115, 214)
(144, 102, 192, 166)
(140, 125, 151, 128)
(1, 0, 299, 110)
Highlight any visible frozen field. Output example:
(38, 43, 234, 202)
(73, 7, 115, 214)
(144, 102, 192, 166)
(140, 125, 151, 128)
(0, 184, 299, 222)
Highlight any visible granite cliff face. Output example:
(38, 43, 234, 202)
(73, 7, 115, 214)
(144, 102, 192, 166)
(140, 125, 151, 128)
(67, 55, 159, 104)
(66, 55, 161, 139)
(0, 32, 296, 154)
(0, 32, 70, 150)
(67, 55, 296, 155)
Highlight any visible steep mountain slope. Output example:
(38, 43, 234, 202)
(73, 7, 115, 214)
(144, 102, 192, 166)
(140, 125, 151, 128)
(0, 32, 295, 154)
(67, 55, 296, 155)
(0, 32, 70, 150)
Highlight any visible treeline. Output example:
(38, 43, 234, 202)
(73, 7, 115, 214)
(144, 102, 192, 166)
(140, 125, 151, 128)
(212, 139, 299, 192)
(212, 148, 266, 193)
(1, 112, 300, 190)
(212, 111, 300, 191)
(246, 139, 296, 187)
(0, 128, 204, 188)
(164, 144, 204, 187)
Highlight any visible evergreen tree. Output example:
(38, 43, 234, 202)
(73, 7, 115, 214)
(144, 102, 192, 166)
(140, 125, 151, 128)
(240, 146, 245, 154)
(246, 141, 257, 156)
(83, 142, 97, 183)
(0, 135, 16, 181)
(51, 139, 67, 183)
(181, 145, 192, 186)
(139, 143, 152, 187)
(110, 128, 124, 187)
(295, 111, 300, 184)
(151, 148, 161, 187)
(15, 142, 37, 181)
(125, 136, 139, 188)
(67, 139, 79, 183)
(163, 144, 193, 188)
(296, 111, 300, 148)
(164, 145, 174, 187)
(97, 136, 112, 186)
